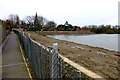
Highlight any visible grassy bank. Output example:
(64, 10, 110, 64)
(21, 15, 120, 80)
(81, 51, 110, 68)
(24, 31, 119, 79)
(36, 31, 93, 35)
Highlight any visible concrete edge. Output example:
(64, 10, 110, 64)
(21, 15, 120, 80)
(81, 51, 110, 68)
(15, 33, 33, 79)
(59, 54, 106, 79)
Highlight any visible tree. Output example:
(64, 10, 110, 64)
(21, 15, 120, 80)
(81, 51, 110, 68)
(25, 13, 49, 31)
(35, 14, 49, 31)
(8, 14, 17, 24)
(34, 13, 39, 30)
(44, 21, 57, 31)
(37, 16, 48, 30)
(45, 21, 56, 28)
(56, 24, 65, 31)
(3, 20, 13, 31)
(25, 16, 34, 25)
(16, 15, 20, 26)
(8, 14, 20, 28)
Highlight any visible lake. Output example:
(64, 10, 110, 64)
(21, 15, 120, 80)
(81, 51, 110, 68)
(49, 34, 120, 52)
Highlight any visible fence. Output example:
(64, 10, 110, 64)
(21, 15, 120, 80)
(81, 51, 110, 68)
(14, 30, 104, 80)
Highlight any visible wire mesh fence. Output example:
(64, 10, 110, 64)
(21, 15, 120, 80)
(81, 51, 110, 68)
(14, 30, 102, 80)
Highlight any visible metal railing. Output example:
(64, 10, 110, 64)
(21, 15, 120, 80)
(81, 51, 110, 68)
(14, 30, 104, 80)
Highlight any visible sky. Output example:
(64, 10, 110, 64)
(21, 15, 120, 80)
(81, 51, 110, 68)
(0, 0, 119, 26)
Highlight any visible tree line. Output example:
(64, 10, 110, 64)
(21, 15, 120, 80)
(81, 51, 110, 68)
(1, 13, 120, 34)
(2, 13, 57, 31)
(81, 25, 120, 34)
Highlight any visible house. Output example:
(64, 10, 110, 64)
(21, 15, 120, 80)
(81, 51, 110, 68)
(57, 21, 75, 31)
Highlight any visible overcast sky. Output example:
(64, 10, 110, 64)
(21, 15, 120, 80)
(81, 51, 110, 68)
(0, 0, 119, 26)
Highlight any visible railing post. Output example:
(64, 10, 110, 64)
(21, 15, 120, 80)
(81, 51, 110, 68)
(51, 43, 59, 80)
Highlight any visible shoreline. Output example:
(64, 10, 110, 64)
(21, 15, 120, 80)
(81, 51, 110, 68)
(36, 31, 94, 35)
(24, 31, 119, 79)
(48, 35, 119, 53)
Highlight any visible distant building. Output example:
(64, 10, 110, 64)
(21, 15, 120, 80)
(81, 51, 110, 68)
(57, 21, 76, 31)
(64, 21, 72, 27)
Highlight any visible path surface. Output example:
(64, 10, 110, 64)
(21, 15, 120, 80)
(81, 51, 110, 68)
(2, 32, 30, 78)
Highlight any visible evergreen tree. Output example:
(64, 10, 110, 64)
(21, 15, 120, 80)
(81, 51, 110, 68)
(34, 13, 39, 31)
(16, 15, 20, 26)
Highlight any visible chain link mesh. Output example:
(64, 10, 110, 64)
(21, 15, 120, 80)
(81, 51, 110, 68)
(14, 30, 91, 80)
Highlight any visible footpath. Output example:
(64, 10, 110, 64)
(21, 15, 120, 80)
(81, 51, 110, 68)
(2, 31, 30, 78)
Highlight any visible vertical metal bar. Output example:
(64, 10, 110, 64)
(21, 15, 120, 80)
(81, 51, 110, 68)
(28, 34, 31, 60)
(39, 46, 42, 78)
(51, 43, 59, 80)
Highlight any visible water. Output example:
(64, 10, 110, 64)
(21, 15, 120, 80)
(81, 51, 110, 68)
(49, 34, 120, 52)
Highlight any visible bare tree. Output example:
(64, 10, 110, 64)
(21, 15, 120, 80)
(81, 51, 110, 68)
(8, 14, 20, 27)
(25, 13, 49, 30)
(8, 14, 17, 24)
(38, 16, 49, 26)
(25, 16, 34, 24)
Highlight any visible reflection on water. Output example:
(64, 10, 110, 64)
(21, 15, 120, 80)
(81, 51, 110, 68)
(49, 34, 119, 52)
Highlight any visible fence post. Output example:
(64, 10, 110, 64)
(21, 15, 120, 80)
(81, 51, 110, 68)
(28, 34, 31, 38)
(59, 56, 63, 79)
(51, 43, 59, 80)
(28, 34, 31, 60)
(77, 70, 82, 80)
(21, 32, 24, 49)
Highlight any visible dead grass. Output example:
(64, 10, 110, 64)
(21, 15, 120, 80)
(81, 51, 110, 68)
(24, 31, 120, 79)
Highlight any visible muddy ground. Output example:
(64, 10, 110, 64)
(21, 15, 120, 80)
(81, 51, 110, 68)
(24, 31, 120, 79)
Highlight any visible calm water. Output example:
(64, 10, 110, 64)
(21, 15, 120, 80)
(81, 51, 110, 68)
(49, 34, 120, 52)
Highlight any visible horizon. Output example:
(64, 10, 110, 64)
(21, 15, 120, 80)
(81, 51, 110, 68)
(0, 0, 119, 26)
